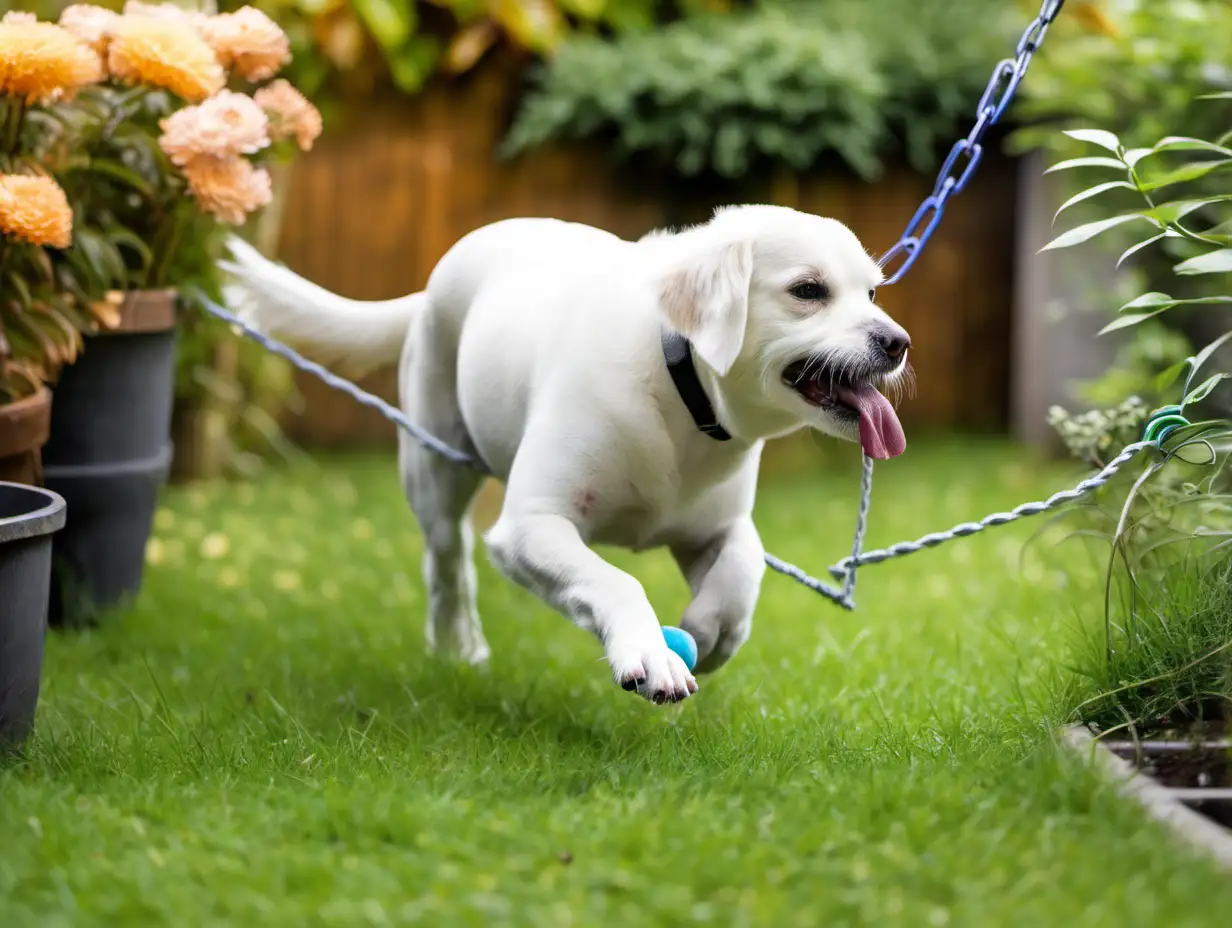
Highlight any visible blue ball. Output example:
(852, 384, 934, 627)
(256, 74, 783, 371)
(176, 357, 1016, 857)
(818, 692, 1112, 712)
(662, 626, 698, 672)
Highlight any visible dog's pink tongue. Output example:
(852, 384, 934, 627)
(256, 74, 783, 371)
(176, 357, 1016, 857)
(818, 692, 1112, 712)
(836, 383, 906, 460)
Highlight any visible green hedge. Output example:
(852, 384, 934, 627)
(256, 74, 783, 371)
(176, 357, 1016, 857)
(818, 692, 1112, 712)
(503, 0, 1020, 181)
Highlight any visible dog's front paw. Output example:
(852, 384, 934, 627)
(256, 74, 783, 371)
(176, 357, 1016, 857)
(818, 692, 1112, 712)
(609, 639, 698, 705)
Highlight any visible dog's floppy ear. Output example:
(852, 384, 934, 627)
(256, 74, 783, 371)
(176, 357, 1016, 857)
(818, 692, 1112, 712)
(657, 239, 753, 376)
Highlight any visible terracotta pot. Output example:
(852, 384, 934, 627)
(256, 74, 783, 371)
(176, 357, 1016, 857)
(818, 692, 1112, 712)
(42, 290, 177, 628)
(0, 388, 52, 487)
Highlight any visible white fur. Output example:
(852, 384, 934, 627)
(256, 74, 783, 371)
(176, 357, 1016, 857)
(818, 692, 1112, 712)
(221, 205, 909, 704)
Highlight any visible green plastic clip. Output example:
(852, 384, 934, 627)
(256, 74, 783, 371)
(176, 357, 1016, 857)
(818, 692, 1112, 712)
(1143, 404, 1190, 446)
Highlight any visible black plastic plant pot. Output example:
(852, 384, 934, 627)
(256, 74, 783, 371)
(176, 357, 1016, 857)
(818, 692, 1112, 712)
(0, 482, 66, 751)
(41, 290, 177, 628)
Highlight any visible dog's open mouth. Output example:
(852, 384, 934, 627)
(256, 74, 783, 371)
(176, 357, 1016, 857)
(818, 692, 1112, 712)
(782, 360, 907, 460)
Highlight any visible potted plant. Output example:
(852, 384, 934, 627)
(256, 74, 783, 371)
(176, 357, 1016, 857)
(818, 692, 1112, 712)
(1039, 106, 1232, 841)
(0, 11, 91, 750)
(0, 11, 105, 485)
(24, 2, 320, 625)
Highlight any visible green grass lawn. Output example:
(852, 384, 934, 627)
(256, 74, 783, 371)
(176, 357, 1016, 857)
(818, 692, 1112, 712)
(3, 438, 1231, 926)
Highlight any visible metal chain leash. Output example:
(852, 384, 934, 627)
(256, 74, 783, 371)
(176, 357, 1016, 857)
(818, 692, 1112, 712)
(878, 0, 1067, 284)
(761, 0, 1078, 607)
(194, 0, 1145, 612)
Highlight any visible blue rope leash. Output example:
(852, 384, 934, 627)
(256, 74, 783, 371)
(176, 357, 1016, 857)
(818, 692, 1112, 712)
(191, 0, 1153, 612)
(191, 289, 488, 473)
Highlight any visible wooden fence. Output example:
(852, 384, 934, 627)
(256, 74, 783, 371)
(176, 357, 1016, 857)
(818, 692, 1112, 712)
(274, 64, 1021, 448)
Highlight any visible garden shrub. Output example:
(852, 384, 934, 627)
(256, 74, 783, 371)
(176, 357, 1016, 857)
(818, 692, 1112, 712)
(503, 0, 1021, 181)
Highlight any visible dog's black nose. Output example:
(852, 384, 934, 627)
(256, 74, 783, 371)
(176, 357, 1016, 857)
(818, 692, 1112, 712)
(872, 324, 911, 362)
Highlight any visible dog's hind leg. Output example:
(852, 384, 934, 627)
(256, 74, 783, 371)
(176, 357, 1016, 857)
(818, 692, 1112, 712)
(398, 308, 489, 665)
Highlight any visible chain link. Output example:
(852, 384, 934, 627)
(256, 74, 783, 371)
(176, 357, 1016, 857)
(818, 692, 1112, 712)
(880, 0, 1066, 285)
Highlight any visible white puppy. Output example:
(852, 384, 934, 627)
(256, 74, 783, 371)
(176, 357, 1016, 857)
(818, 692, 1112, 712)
(221, 205, 910, 704)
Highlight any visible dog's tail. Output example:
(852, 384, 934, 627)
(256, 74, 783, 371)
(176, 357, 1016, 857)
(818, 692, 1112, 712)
(220, 235, 420, 377)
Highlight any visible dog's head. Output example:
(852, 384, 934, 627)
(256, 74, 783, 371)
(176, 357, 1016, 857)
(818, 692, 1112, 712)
(652, 205, 911, 459)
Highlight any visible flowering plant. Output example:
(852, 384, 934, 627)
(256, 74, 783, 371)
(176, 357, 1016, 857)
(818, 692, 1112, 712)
(39, 2, 322, 297)
(0, 11, 105, 403)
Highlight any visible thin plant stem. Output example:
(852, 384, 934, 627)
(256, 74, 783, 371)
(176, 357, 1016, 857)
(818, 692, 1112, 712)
(151, 202, 189, 290)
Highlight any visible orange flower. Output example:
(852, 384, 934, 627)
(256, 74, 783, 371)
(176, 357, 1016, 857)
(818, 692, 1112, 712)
(0, 175, 73, 249)
(59, 5, 122, 57)
(253, 79, 322, 152)
(160, 90, 271, 167)
(182, 156, 272, 225)
(201, 7, 290, 83)
(0, 21, 105, 104)
(108, 16, 224, 102)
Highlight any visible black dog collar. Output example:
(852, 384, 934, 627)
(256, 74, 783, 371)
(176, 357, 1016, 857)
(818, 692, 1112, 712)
(661, 330, 732, 442)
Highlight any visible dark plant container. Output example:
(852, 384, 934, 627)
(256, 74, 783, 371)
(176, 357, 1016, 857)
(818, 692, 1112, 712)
(0, 481, 66, 750)
(42, 290, 177, 628)
(0, 387, 52, 487)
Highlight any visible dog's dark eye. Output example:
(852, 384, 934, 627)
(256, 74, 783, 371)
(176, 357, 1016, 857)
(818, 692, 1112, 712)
(789, 281, 829, 301)
(869, 289, 876, 301)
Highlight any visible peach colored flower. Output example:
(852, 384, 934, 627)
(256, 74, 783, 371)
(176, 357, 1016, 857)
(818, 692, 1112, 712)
(108, 16, 224, 102)
(182, 156, 272, 225)
(253, 79, 322, 152)
(1, 12, 38, 25)
(0, 21, 105, 104)
(0, 174, 73, 249)
(122, 1, 207, 30)
(201, 7, 290, 82)
(59, 5, 121, 57)
(159, 90, 270, 167)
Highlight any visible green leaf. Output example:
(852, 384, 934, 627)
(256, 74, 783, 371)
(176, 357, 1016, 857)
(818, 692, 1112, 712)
(1197, 91, 1232, 100)
(1040, 213, 1146, 252)
(1186, 330, 1232, 387)
(1117, 232, 1177, 267)
(1185, 373, 1231, 406)
(1122, 148, 1153, 168)
(1146, 197, 1232, 225)
(1152, 136, 1232, 157)
(1043, 156, 1126, 174)
(1174, 249, 1232, 276)
(1053, 181, 1134, 221)
(1137, 159, 1232, 191)
(352, 0, 414, 51)
(1118, 293, 1232, 315)
(1094, 294, 1231, 332)
(1119, 292, 1175, 311)
(1157, 359, 1189, 393)
(1062, 128, 1121, 152)
(5, 271, 33, 310)
(105, 226, 153, 274)
(1099, 313, 1157, 334)
(88, 159, 155, 197)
